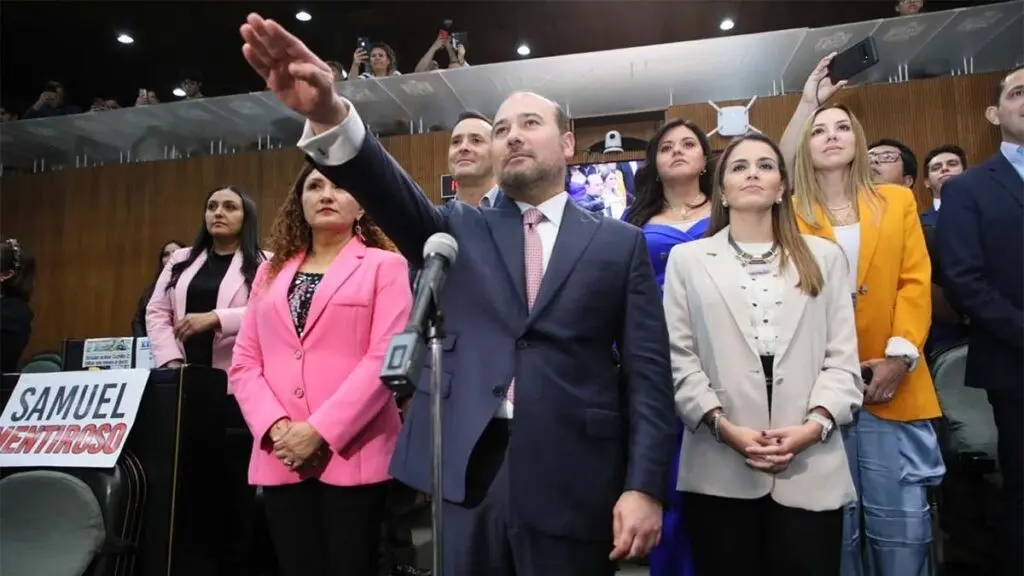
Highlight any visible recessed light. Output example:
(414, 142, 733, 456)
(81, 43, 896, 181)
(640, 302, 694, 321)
(173, 88, 186, 98)
(719, 18, 735, 31)
(516, 43, 531, 57)
(117, 33, 134, 45)
(295, 11, 312, 22)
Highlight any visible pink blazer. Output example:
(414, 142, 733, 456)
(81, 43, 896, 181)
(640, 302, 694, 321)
(146, 247, 266, 373)
(229, 239, 413, 487)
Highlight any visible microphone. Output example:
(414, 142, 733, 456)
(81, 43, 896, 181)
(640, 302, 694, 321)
(381, 233, 460, 395)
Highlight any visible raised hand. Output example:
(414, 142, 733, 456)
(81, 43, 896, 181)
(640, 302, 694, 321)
(802, 52, 848, 107)
(239, 13, 345, 127)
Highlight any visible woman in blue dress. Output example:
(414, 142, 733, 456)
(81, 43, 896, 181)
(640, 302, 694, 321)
(623, 118, 714, 576)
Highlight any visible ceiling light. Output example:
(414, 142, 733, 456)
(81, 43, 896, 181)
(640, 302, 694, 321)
(516, 43, 531, 57)
(295, 11, 312, 22)
(719, 18, 735, 31)
(117, 33, 134, 45)
(173, 88, 186, 98)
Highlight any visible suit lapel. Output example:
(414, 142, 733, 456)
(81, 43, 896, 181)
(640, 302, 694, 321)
(773, 257, 810, 361)
(698, 230, 759, 359)
(272, 256, 303, 342)
(301, 240, 366, 339)
(216, 250, 245, 309)
(483, 193, 528, 317)
(175, 249, 208, 321)
(989, 153, 1024, 209)
(855, 194, 881, 290)
(526, 201, 601, 326)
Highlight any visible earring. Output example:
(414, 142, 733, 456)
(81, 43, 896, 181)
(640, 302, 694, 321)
(722, 200, 729, 208)
(775, 197, 783, 204)
(354, 221, 364, 239)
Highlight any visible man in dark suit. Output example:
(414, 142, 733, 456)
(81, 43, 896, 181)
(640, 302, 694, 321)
(936, 66, 1024, 576)
(239, 14, 674, 576)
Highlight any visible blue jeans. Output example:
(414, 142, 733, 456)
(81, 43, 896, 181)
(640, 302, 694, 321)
(841, 410, 945, 576)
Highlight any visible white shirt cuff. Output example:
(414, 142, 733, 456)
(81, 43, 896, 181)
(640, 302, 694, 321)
(296, 97, 367, 167)
(885, 336, 920, 372)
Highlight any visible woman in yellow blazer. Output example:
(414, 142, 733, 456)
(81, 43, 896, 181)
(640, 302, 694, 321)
(785, 102, 944, 576)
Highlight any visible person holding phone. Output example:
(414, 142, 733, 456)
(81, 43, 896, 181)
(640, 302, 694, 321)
(781, 55, 944, 576)
(23, 81, 80, 119)
(350, 41, 401, 80)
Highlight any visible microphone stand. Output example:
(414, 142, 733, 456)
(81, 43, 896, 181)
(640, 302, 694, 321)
(426, 289, 445, 576)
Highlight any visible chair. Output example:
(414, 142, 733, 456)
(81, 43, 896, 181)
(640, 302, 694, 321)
(930, 343, 1001, 573)
(20, 359, 61, 373)
(26, 350, 62, 366)
(0, 470, 106, 576)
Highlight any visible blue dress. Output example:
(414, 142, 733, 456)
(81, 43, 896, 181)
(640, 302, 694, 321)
(642, 219, 709, 576)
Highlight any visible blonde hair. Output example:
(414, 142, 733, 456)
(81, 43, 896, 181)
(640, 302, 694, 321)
(706, 135, 824, 297)
(791, 104, 886, 228)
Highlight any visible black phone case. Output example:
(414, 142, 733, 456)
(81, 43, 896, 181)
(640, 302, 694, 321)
(862, 366, 874, 385)
(828, 37, 880, 83)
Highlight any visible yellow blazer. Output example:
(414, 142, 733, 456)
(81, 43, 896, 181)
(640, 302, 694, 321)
(796, 183, 941, 422)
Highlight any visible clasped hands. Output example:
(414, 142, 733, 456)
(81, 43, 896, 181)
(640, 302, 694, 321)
(718, 415, 822, 474)
(173, 311, 219, 342)
(268, 418, 326, 473)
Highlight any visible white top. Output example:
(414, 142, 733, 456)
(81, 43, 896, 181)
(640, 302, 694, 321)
(734, 242, 785, 357)
(933, 197, 941, 211)
(832, 224, 860, 295)
(297, 99, 569, 418)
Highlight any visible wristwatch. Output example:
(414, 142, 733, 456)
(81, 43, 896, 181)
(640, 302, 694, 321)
(805, 413, 835, 442)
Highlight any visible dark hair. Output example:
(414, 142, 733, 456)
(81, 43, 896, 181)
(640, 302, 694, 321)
(922, 144, 967, 176)
(1, 239, 36, 300)
(868, 138, 918, 184)
(266, 164, 397, 283)
(166, 186, 264, 294)
(624, 119, 713, 228)
(368, 42, 398, 74)
(326, 60, 343, 71)
(997, 66, 1024, 104)
(455, 110, 492, 127)
(706, 134, 824, 296)
(154, 240, 185, 278)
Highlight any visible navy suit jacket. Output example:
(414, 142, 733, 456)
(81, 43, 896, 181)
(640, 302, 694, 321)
(310, 131, 675, 541)
(935, 153, 1024, 390)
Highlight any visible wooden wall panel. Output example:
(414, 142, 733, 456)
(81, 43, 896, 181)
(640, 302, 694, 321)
(0, 72, 1007, 361)
(665, 73, 1004, 209)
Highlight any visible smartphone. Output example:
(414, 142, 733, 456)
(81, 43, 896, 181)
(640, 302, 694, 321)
(861, 366, 874, 386)
(452, 32, 467, 48)
(438, 29, 449, 40)
(828, 36, 880, 83)
(139, 88, 147, 98)
(357, 36, 369, 50)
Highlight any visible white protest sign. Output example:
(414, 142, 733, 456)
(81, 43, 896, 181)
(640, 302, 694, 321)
(0, 369, 150, 468)
(83, 337, 134, 369)
(135, 337, 155, 369)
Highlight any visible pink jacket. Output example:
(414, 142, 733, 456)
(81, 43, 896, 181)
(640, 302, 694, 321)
(146, 247, 264, 373)
(229, 239, 412, 487)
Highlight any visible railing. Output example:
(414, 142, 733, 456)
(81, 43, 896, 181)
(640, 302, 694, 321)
(1, 0, 1020, 173)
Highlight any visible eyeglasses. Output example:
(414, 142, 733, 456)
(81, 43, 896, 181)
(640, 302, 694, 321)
(868, 151, 901, 164)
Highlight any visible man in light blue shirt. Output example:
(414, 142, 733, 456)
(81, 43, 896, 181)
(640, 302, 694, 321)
(936, 66, 1024, 576)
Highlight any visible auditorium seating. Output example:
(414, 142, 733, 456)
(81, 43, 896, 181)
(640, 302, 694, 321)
(0, 470, 107, 576)
(931, 343, 1001, 573)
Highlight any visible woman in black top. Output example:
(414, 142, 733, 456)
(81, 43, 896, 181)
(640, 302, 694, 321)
(131, 240, 184, 338)
(1, 239, 36, 373)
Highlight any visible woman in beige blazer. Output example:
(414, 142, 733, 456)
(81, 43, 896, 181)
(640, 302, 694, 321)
(663, 134, 863, 576)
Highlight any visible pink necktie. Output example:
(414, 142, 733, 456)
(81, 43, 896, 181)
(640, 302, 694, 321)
(508, 207, 545, 405)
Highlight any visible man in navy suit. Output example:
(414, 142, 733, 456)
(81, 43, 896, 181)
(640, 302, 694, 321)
(936, 66, 1024, 576)
(240, 14, 674, 576)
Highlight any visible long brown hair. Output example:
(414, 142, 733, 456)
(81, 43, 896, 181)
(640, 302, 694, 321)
(265, 164, 397, 283)
(706, 134, 824, 297)
(791, 104, 886, 228)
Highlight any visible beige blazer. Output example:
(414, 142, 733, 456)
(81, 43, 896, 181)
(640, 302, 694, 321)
(664, 227, 863, 512)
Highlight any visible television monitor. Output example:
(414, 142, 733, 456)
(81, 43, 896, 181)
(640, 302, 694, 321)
(566, 161, 642, 219)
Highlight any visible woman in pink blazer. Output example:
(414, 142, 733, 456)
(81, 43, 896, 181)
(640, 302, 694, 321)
(145, 185, 267, 371)
(145, 184, 269, 575)
(230, 164, 413, 576)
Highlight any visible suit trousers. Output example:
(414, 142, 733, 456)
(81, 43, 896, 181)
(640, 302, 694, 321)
(684, 492, 843, 576)
(987, 387, 1024, 576)
(263, 479, 388, 576)
(443, 419, 617, 576)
